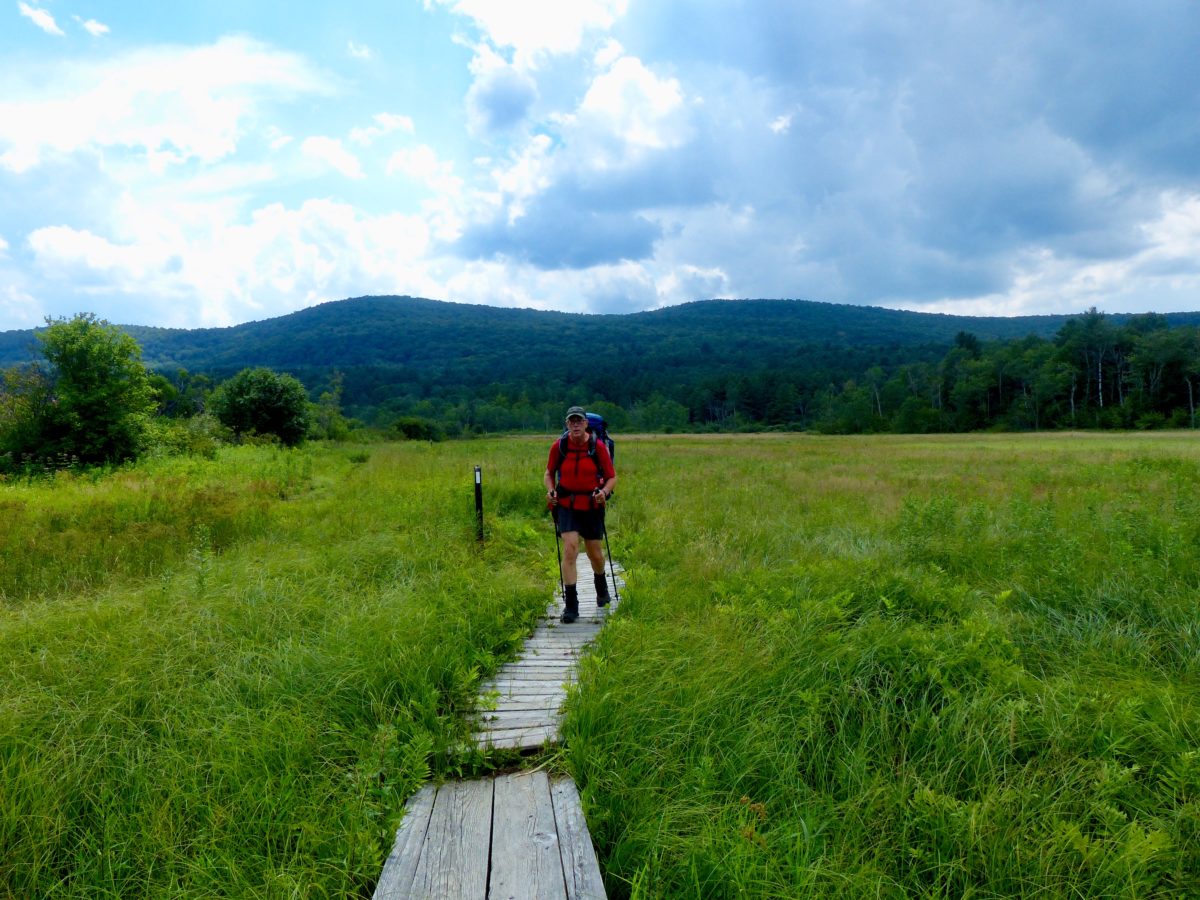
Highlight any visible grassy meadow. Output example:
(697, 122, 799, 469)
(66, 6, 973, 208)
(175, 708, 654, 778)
(3, 432, 1199, 897)
(1, 441, 552, 897)
(568, 432, 1200, 898)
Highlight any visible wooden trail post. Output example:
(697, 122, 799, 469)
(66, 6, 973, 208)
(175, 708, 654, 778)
(474, 465, 484, 542)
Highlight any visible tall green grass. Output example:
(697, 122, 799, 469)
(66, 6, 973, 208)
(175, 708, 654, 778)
(0, 449, 317, 606)
(564, 433, 1200, 898)
(1, 440, 553, 897)
(7, 433, 1200, 898)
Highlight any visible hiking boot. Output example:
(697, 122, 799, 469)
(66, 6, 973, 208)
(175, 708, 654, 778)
(561, 586, 579, 623)
(594, 572, 611, 607)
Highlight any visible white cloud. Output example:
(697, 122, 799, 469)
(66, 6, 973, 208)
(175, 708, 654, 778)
(26, 199, 434, 327)
(594, 38, 623, 69)
(387, 144, 463, 196)
(347, 40, 372, 60)
(73, 15, 110, 36)
(29, 224, 175, 281)
(769, 114, 792, 135)
(17, 2, 63, 36)
(656, 263, 729, 306)
(465, 43, 537, 134)
(349, 112, 414, 146)
(0, 283, 43, 328)
(265, 126, 294, 151)
(576, 56, 688, 153)
(442, 257, 657, 314)
(489, 134, 554, 220)
(300, 136, 365, 179)
(907, 192, 1200, 317)
(431, 0, 627, 61)
(0, 36, 324, 173)
(386, 144, 466, 240)
(0, 235, 9, 254)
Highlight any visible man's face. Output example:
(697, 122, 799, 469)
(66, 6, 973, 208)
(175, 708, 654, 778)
(566, 415, 587, 436)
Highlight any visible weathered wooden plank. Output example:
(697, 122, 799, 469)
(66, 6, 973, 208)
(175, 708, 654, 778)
(480, 701, 562, 714)
(475, 725, 558, 748)
(497, 660, 577, 669)
(408, 778, 493, 898)
(478, 699, 564, 713)
(551, 777, 607, 900)
(372, 783, 436, 899)
(478, 722, 560, 738)
(488, 670, 575, 681)
(477, 711, 561, 730)
(488, 681, 570, 694)
(499, 662, 577, 673)
(480, 683, 569, 696)
(490, 771, 568, 900)
(478, 729, 559, 750)
(542, 626, 603, 637)
(477, 700, 566, 715)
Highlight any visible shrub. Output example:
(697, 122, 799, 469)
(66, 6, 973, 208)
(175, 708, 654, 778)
(145, 413, 230, 459)
(1, 314, 156, 469)
(392, 416, 443, 441)
(209, 368, 311, 446)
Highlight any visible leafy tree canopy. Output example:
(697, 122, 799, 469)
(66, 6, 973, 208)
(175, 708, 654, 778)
(1, 313, 156, 468)
(209, 367, 311, 446)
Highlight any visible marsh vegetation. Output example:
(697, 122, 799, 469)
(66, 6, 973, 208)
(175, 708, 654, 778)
(3, 433, 1198, 897)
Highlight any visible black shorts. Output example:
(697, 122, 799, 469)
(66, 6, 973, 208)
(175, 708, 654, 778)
(555, 505, 606, 541)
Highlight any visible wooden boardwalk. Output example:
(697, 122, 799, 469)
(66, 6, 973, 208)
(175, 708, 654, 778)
(373, 555, 622, 898)
(372, 771, 605, 899)
(474, 561, 622, 751)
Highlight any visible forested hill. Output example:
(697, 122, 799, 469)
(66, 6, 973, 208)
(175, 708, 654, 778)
(5, 296, 1200, 434)
(4, 294, 1196, 371)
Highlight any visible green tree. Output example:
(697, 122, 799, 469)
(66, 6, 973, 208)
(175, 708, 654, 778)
(210, 367, 311, 446)
(1, 314, 156, 466)
(0, 364, 52, 468)
(312, 371, 350, 440)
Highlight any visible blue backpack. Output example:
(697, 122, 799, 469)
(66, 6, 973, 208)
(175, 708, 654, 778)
(555, 411, 615, 477)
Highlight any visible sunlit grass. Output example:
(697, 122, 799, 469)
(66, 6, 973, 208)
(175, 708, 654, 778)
(565, 432, 1200, 898)
(6, 432, 1200, 897)
(1, 440, 553, 897)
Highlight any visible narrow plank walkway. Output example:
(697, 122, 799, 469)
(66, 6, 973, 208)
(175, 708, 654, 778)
(373, 554, 622, 899)
(475, 560, 623, 750)
(373, 771, 605, 900)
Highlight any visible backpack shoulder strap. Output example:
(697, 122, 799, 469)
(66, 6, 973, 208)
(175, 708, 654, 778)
(553, 434, 569, 475)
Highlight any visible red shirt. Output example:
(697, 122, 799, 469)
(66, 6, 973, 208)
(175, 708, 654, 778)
(548, 437, 615, 510)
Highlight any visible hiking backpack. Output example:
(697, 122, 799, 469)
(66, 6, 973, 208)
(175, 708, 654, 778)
(554, 412, 615, 491)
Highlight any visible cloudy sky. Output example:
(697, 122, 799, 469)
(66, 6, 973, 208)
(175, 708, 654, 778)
(2, 1, 1199, 330)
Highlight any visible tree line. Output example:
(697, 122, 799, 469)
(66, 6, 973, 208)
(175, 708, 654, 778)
(1, 315, 328, 475)
(3, 308, 1197, 474)
(813, 309, 1199, 433)
(312, 308, 1199, 436)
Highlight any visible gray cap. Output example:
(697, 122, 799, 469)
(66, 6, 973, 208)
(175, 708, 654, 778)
(565, 405, 587, 419)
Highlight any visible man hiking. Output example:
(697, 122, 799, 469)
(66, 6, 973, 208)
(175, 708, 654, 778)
(545, 406, 618, 623)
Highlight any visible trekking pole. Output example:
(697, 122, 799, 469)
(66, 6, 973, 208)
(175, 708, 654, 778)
(551, 505, 565, 601)
(601, 512, 620, 604)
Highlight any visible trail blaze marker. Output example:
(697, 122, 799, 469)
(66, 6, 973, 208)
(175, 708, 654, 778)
(474, 465, 484, 542)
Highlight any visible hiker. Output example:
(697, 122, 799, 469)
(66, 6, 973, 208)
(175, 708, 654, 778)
(545, 405, 618, 623)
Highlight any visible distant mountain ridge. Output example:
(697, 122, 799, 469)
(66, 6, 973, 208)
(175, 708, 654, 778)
(5, 295, 1200, 373)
